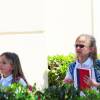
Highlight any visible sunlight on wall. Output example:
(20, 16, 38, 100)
(0, 0, 46, 90)
(46, 0, 92, 55)
(0, 0, 44, 32)
(0, 33, 48, 90)
(0, 0, 100, 90)
(93, 0, 100, 54)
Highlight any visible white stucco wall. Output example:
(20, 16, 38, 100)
(0, 0, 44, 32)
(0, 0, 47, 90)
(0, 0, 100, 89)
(0, 33, 48, 90)
(46, 0, 92, 55)
(93, 0, 100, 54)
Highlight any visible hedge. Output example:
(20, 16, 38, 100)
(1, 54, 100, 100)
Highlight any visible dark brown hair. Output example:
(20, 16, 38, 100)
(1, 52, 28, 84)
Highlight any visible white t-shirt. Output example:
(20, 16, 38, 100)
(0, 74, 27, 87)
(65, 58, 96, 90)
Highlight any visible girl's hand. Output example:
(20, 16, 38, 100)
(84, 76, 100, 87)
(89, 79, 100, 87)
(63, 78, 73, 84)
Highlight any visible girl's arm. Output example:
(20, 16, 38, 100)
(19, 78, 27, 87)
(63, 78, 73, 84)
(90, 79, 100, 87)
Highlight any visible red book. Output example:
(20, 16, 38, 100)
(77, 68, 91, 90)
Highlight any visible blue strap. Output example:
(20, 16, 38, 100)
(69, 62, 76, 80)
(94, 60, 100, 82)
(69, 60, 100, 82)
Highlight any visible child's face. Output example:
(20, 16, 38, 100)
(75, 36, 91, 59)
(0, 55, 13, 77)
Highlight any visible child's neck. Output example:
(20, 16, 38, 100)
(3, 73, 12, 78)
(78, 56, 89, 64)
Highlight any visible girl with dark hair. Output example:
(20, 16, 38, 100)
(0, 52, 28, 87)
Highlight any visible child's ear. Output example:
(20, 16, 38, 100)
(90, 47, 96, 52)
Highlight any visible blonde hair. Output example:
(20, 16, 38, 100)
(76, 34, 97, 64)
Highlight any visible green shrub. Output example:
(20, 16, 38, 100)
(48, 54, 75, 86)
(0, 83, 35, 100)
(48, 54, 75, 70)
(1, 54, 100, 100)
(43, 83, 100, 100)
(47, 54, 100, 100)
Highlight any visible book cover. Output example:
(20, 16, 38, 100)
(77, 68, 91, 90)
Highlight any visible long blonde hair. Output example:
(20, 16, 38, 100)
(76, 34, 97, 64)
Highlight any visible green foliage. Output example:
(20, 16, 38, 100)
(48, 54, 75, 86)
(43, 83, 100, 100)
(97, 54, 100, 59)
(82, 89, 100, 100)
(48, 54, 75, 70)
(47, 54, 100, 100)
(43, 83, 74, 100)
(1, 54, 100, 100)
(0, 83, 35, 100)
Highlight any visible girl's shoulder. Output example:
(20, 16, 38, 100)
(13, 77, 27, 87)
(96, 59, 100, 67)
(69, 62, 76, 68)
(19, 78, 27, 87)
(94, 60, 100, 82)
